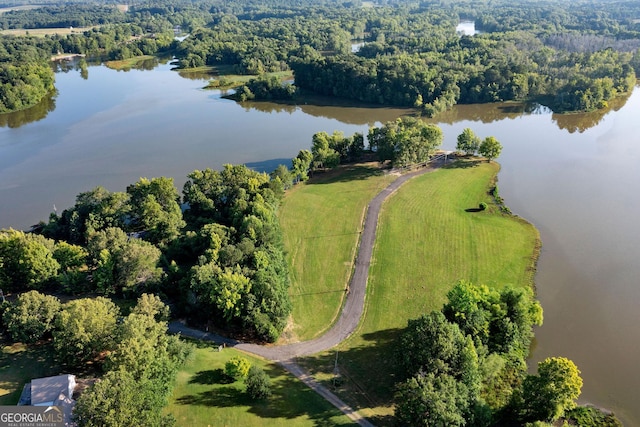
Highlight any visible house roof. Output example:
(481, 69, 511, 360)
(31, 374, 76, 406)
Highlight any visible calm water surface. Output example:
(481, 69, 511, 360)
(1, 61, 640, 425)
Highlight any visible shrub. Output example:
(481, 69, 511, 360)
(479, 202, 488, 211)
(224, 356, 251, 380)
(245, 365, 271, 399)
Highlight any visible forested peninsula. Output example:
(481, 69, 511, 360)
(1, 0, 640, 114)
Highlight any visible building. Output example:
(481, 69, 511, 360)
(18, 374, 76, 425)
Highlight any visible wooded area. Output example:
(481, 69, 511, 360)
(1, 0, 640, 114)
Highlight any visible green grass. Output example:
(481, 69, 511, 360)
(166, 343, 356, 426)
(0, 340, 61, 405)
(278, 163, 397, 341)
(104, 55, 156, 71)
(298, 160, 540, 423)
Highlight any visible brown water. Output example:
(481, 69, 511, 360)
(1, 60, 639, 425)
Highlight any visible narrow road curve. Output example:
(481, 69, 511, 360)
(170, 158, 444, 426)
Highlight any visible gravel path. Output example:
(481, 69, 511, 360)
(169, 159, 443, 426)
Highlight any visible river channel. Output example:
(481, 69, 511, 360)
(1, 60, 639, 425)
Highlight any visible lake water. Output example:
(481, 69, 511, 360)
(456, 20, 479, 36)
(1, 60, 639, 425)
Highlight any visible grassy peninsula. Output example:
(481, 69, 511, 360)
(284, 160, 540, 419)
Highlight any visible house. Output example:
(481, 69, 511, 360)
(18, 374, 76, 426)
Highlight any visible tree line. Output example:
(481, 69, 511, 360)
(3, 0, 640, 114)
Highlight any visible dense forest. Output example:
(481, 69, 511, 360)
(1, 0, 640, 113)
(12, 164, 293, 343)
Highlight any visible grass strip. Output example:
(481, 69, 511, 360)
(278, 163, 396, 341)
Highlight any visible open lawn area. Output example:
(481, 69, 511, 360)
(298, 160, 540, 423)
(1, 27, 95, 37)
(278, 163, 396, 342)
(166, 343, 356, 426)
(0, 340, 61, 405)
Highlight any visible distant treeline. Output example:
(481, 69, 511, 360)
(2, 0, 640, 113)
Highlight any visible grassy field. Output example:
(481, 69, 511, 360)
(104, 55, 157, 71)
(0, 340, 61, 405)
(278, 163, 397, 342)
(297, 160, 540, 423)
(1, 27, 95, 37)
(166, 343, 356, 426)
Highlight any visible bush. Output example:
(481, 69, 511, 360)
(224, 356, 251, 380)
(479, 202, 488, 211)
(245, 365, 271, 399)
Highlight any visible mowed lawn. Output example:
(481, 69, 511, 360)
(278, 163, 396, 341)
(166, 344, 356, 426)
(300, 160, 540, 421)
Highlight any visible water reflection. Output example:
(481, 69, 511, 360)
(551, 93, 631, 133)
(241, 95, 414, 125)
(0, 91, 57, 128)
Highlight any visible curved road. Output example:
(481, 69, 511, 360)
(169, 158, 444, 426)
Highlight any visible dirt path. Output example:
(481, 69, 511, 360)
(169, 158, 444, 426)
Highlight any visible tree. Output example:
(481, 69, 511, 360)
(522, 357, 583, 422)
(53, 297, 120, 366)
(126, 177, 185, 245)
(2, 291, 61, 343)
(456, 128, 481, 156)
(270, 164, 293, 192)
(369, 118, 443, 167)
(479, 136, 503, 162)
(292, 150, 313, 182)
(0, 229, 59, 291)
(397, 311, 478, 383)
(311, 131, 340, 170)
(395, 372, 468, 427)
(131, 293, 170, 322)
(73, 368, 177, 427)
(245, 365, 272, 399)
(225, 356, 251, 381)
(191, 263, 252, 322)
(88, 228, 163, 296)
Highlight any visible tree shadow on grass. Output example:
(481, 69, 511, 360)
(189, 369, 231, 385)
(465, 207, 483, 212)
(309, 163, 388, 185)
(176, 363, 361, 425)
(445, 159, 482, 169)
(298, 327, 405, 426)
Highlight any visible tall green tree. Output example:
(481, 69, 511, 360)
(126, 177, 185, 245)
(53, 297, 120, 366)
(522, 357, 583, 422)
(479, 136, 503, 163)
(395, 372, 469, 427)
(0, 229, 59, 291)
(456, 128, 481, 156)
(2, 290, 61, 343)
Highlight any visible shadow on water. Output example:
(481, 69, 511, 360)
(245, 158, 292, 173)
